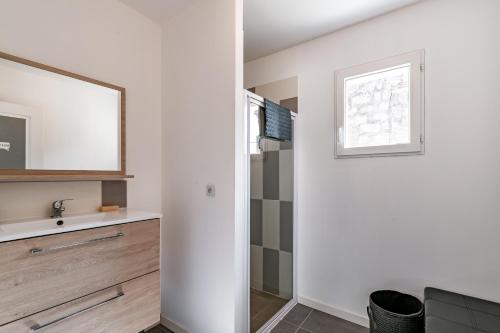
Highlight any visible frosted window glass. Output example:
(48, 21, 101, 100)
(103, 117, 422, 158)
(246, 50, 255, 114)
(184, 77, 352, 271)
(344, 65, 410, 148)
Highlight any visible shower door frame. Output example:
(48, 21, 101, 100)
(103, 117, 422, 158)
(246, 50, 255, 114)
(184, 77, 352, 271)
(244, 90, 298, 333)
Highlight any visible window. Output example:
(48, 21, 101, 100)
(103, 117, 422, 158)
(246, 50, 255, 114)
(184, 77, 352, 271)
(335, 50, 424, 157)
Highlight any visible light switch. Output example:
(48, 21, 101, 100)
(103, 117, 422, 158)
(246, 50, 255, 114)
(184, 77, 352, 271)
(0, 142, 10, 151)
(206, 184, 215, 197)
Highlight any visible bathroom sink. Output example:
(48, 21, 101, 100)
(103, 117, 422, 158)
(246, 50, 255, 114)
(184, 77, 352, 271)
(0, 213, 106, 234)
(0, 209, 162, 242)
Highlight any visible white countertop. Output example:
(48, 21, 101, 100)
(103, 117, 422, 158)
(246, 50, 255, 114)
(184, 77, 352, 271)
(0, 209, 162, 242)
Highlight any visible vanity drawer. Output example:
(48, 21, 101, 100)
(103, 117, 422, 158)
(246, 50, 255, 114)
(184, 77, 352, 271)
(0, 271, 160, 333)
(0, 219, 160, 326)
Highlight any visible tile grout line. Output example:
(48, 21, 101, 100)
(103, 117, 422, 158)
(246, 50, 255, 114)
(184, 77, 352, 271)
(280, 307, 314, 333)
(298, 328, 314, 333)
(295, 309, 314, 333)
(279, 306, 368, 333)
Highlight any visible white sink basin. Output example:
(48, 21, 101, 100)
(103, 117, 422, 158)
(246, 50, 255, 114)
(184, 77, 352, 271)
(0, 209, 161, 242)
(0, 213, 106, 234)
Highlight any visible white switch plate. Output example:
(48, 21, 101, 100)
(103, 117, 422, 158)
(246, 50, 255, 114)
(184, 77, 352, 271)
(0, 142, 10, 152)
(206, 184, 215, 197)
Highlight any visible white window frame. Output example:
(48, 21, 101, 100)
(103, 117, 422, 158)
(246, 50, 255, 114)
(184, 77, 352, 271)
(334, 50, 425, 158)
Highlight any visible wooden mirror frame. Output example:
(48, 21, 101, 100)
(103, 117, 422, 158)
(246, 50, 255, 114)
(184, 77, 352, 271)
(0, 51, 132, 182)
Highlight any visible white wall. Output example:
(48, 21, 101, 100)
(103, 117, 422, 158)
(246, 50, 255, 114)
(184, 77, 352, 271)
(245, 0, 500, 326)
(253, 76, 297, 104)
(0, 0, 162, 218)
(162, 0, 243, 332)
(0, 182, 101, 220)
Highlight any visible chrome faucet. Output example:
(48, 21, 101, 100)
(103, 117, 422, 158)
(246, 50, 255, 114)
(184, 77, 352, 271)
(51, 199, 73, 218)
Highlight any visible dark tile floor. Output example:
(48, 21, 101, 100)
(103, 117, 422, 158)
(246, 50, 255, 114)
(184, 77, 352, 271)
(272, 304, 369, 333)
(145, 325, 173, 333)
(251, 288, 289, 332)
(146, 304, 367, 333)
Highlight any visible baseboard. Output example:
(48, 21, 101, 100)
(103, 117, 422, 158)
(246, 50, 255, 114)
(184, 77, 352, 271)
(160, 314, 190, 333)
(298, 296, 369, 328)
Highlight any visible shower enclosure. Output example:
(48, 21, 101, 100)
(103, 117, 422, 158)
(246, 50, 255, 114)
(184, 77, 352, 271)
(245, 89, 297, 333)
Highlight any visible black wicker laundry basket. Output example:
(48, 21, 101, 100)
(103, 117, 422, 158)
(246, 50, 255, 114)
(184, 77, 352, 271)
(368, 290, 424, 333)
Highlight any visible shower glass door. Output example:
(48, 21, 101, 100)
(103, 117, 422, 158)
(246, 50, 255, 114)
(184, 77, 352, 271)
(247, 91, 295, 333)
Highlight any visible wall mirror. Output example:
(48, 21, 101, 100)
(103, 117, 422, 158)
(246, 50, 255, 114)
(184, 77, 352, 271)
(0, 52, 127, 180)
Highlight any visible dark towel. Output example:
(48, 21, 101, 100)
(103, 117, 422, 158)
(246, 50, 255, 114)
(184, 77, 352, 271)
(264, 99, 292, 141)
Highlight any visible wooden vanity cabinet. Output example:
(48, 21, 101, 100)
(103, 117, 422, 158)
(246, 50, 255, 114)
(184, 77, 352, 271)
(0, 272, 160, 333)
(0, 219, 160, 333)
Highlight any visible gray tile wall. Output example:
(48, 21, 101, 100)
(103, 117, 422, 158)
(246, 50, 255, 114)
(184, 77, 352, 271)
(263, 248, 280, 294)
(251, 135, 293, 300)
(251, 199, 263, 246)
(263, 151, 280, 200)
(280, 201, 293, 252)
(101, 180, 127, 207)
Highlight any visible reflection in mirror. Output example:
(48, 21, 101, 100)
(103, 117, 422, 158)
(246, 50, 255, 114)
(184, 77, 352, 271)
(0, 55, 122, 171)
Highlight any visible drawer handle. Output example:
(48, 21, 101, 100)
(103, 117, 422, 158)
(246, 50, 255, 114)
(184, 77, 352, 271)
(30, 232, 125, 254)
(30, 291, 125, 331)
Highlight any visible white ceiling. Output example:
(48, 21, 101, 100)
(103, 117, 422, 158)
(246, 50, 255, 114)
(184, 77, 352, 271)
(119, 0, 198, 22)
(244, 0, 420, 61)
(119, 0, 420, 61)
